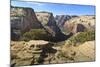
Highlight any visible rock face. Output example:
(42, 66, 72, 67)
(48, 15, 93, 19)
(64, 23, 86, 34)
(64, 16, 95, 34)
(11, 40, 95, 66)
(11, 40, 59, 66)
(36, 12, 54, 25)
(11, 6, 42, 32)
(11, 7, 70, 41)
(35, 12, 65, 39)
(55, 15, 77, 28)
(11, 40, 52, 66)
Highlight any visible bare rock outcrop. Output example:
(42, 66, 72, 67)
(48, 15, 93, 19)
(11, 40, 55, 66)
(36, 12, 55, 26)
(35, 12, 61, 35)
(64, 22, 86, 34)
(64, 16, 95, 34)
(35, 12, 66, 41)
(55, 15, 78, 28)
(11, 6, 42, 32)
(11, 40, 95, 66)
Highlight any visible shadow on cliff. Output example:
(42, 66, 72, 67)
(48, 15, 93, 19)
(49, 32, 73, 42)
(42, 22, 73, 42)
(31, 43, 57, 65)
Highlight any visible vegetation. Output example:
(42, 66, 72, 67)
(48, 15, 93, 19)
(20, 29, 52, 41)
(66, 30, 95, 45)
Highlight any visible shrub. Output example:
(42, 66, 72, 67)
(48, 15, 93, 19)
(67, 30, 95, 45)
(20, 29, 52, 41)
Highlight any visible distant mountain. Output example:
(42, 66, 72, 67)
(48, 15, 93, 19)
(35, 12, 65, 38)
(64, 15, 95, 34)
(55, 15, 78, 28)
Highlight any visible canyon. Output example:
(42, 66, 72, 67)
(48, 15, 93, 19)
(11, 6, 95, 66)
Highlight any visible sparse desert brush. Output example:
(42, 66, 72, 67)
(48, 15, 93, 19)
(65, 30, 95, 46)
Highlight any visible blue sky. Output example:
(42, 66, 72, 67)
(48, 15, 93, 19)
(11, 0, 95, 16)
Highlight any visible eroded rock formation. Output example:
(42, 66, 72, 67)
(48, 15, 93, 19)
(55, 15, 78, 28)
(64, 16, 95, 34)
(35, 12, 61, 36)
(11, 40, 56, 66)
(35, 12, 68, 41)
(11, 6, 42, 32)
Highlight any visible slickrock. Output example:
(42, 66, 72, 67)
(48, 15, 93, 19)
(62, 41, 95, 62)
(11, 40, 50, 66)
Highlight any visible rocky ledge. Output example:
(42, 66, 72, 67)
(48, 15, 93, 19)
(11, 40, 51, 66)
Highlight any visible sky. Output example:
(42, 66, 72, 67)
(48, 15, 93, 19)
(11, 0, 95, 16)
